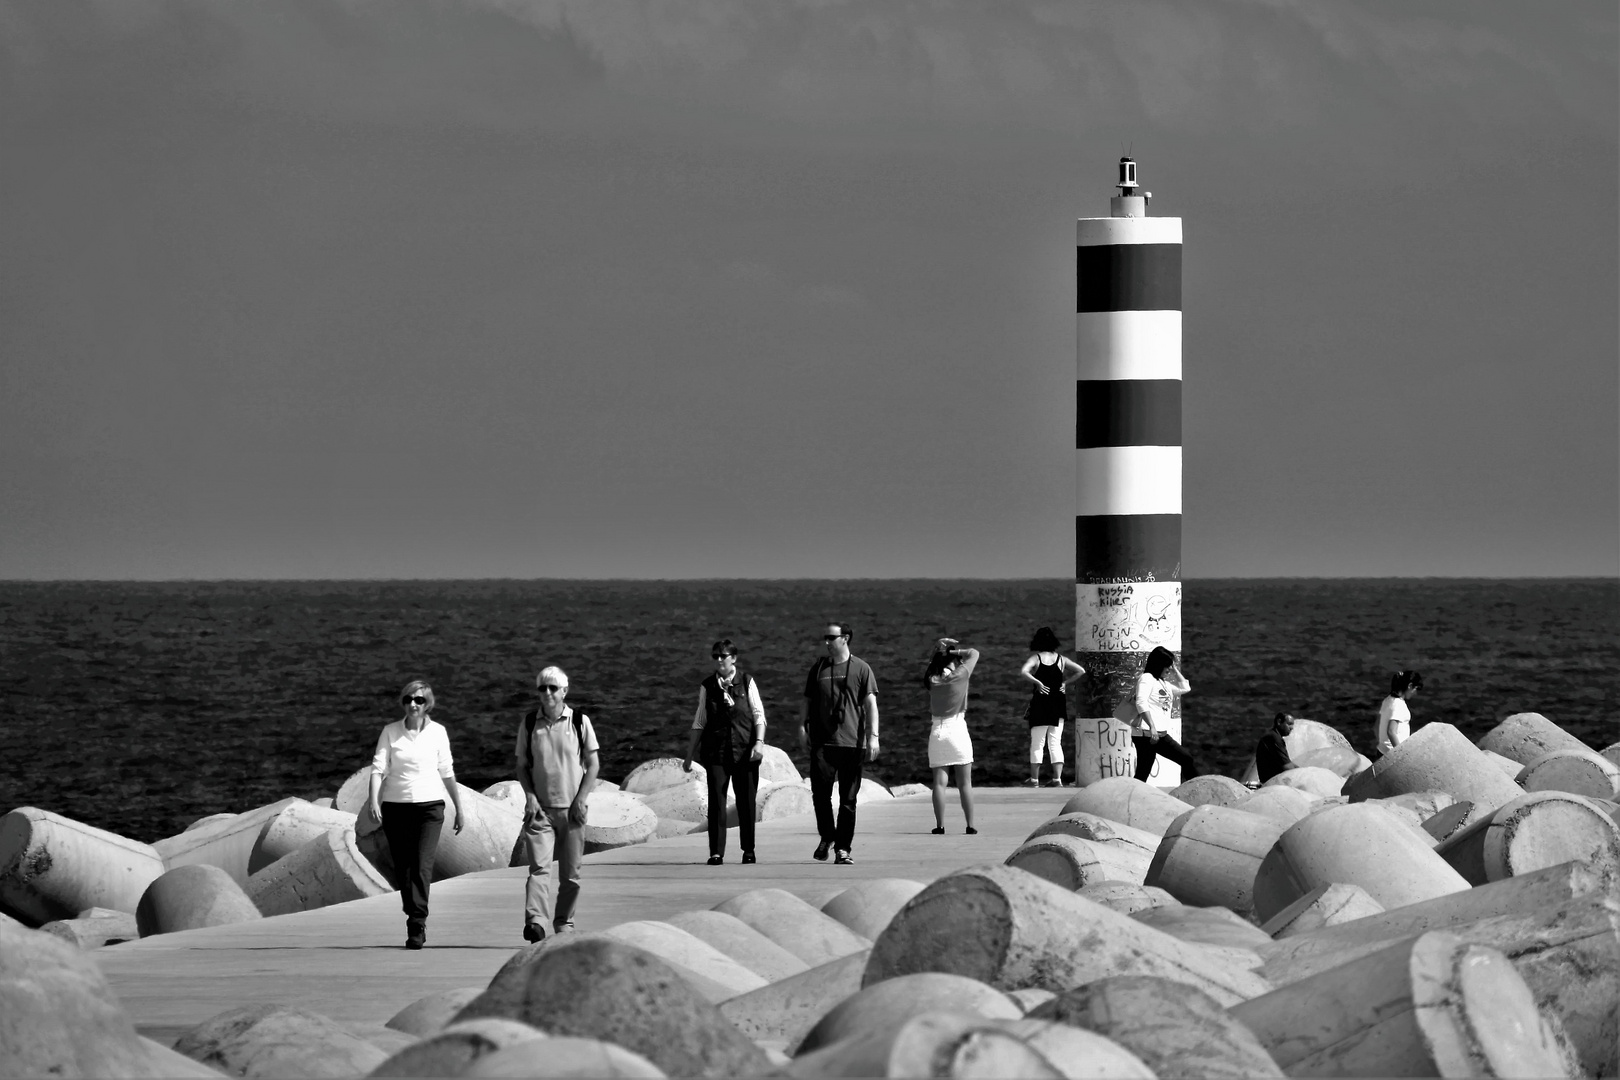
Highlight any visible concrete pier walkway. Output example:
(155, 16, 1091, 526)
(97, 788, 1069, 1045)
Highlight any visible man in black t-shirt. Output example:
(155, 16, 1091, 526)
(795, 621, 880, 865)
(1255, 712, 1296, 784)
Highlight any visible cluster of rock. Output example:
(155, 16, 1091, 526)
(0, 745, 903, 945)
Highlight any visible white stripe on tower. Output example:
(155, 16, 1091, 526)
(1074, 157, 1186, 788)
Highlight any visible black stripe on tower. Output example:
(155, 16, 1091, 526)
(1076, 244, 1182, 312)
(1076, 380, 1182, 447)
(1075, 515, 1181, 583)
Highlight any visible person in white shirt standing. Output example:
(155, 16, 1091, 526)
(515, 665, 600, 943)
(367, 679, 465, 950)
(1114, 646, 1195, 783)
(1375, 670, 1423, 758)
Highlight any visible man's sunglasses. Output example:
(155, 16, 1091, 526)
(538, 685, 566, 693)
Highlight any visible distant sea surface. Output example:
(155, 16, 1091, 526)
(2, 579, 1614, 844)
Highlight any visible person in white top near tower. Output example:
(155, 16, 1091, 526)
(1374, 670, 1423, 758)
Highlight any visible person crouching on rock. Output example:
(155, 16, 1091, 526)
(1255, 712, 1297, 784)
(367, 679, 465, 950)
(515, 666, 600, 943)
(683, 638, 767, 866)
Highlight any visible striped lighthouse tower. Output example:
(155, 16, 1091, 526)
(1073, 158, 1185, 788)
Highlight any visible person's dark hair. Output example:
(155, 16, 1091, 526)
(711, 638, 737, 658)
(1029, 626, 1061, 652)
(826, 621, 851, 642)
(922, 642, 953, 687)
(1390, 670, 1423, 695)
(1143, 646, 1177, 678)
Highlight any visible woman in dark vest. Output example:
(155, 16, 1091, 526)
(682, 638, 767, 865)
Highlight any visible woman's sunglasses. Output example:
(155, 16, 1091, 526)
(402, 695, 428, 705)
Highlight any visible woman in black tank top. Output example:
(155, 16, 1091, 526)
(1018, 626, 1085, 787)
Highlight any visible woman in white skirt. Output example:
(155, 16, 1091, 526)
(923, 637, 979, 835)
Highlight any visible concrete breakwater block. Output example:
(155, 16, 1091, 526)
(335, 766, 376, 823)
(993, 1018, 1156, 1079)
(865, 864, 1270, 1005)
(1479, 711, 1591, 766)
(1294, 744, 1370, 779)
(452, 937, 772, 1078)
(371, 1017, 547, 1077)
(460, 1036, 666, 1077)
(717, 950, 870, 1054)
(1518, 748, 1620, 800)
(601, 920, 769, 1002)
(246, 825, 393, 917)
(757, 744, 802, 787)
(251, 801, 358, 875)
(786, 1010, 1063, 1079)
(0, 917, 175, 1078)
(1230, 931, 1568, 1077)
(1170, 774, 1248, 807)
(1602, 742, 1620, 768)
(1420, 801, 1475, 844)
(888, 783, 931, 799)
(1144, 805, 1288, 919)
(385, 986, 485, 1037)
(1030, 975, 1284, 1079)
(153, 796, 306, 883)
(1253, 803, 1471, 923)
(1237, 719, 1354, 786)
(172, 1002, 387, 1077)
(1345, 722, 1525, 826)
(1371, 788, 1456, 821)
(820, 878, 926, 942)
(1260, 882, 1385, 938)
(1130, 903, 1273, 952)
(1005, 834, 1151, 890)
(623, 757, 702, 796)
(1261, 765, 1344, 798)
(183, 812, 236, 832)
(581, 790, 657, 854)
(136, 864, 262, 937)
(713, 887, 871, 967)
(1435, 790, 1620, 887)
(639, 779, 715, 826)
(1059, 777, 1194, 836)
(757, 782, 814, 823)
(357, 785, 525, 882)
(1482, 748, 1527, 777)
(0, 807, 168, 925)
(664, 909, 810, 982)
(1077, 881, 1180, 916)
(40, 905, 141, 949)
(482, 780, 525, 815)
(1005, 988, 1055, 1013)
(651, 817, 704, 840)
(796, 972, 1022, 1054)
(1025, 811, 1162, 859)
(1230, 785, 1317, 828)
(857, 776, 893, 802)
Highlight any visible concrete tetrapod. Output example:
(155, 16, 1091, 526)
(795, 972, 1022, 1054)
(40, 905, 142, 949)
(1, 918, 187, 1079)
(1252, 802, 1472, 924)
(1023, 811, 1162, 859)
(712, 887, 871, 967)
(1479, 711, 1591, 766)
(717, 950, 870, 1055)
(599, 920, 769, 1001)
(989, 1019, 1154, 1079)
(340, 775, 523, 879)
(638, 780, 715, 827)
(1261, 766, 1344, 798)
(1029, 975, 1283, 1079)
(580, 790, 657, 854)
(1229, 931, 1569, 1078)
(622, 758, 702, 796)
(152, 797, 306, 885)
(1144, 805, 1289, 919)
(172, 1002, 389, 1078)
(250, 801, 359, 875)
(460, 1037, 666, 1078)
(756, 782, 814, 823)
(451, 937, 772, 1079)
(369, 1017, 547, 1077)
(1230, 785, 1317, 829)
(0, 807, 167, 924)
(385, 986, 485, 1037)
(245, 825, 394, 917)
(1130, 904, 1272, 952)
(1237, 719, 1354, 786)
(865, 863, 1271, 1005)
(135, 864, 263, 936)
(1259, 882, 1385, 938)
(1420, 800, 1476, 844)
(1434, 790, 1620, 886)
(1170, 774, 1250, 807)
(1059, 777, 1194, 836)
(785, 1010, 1062, 1079)
(1294, 744, 1371, 779)
(1343, 722, 1525, 826)
(1005, 834, 1152, 890)
(819, 878, 926, 942)
(1517, 749, 1620, 800)
(664, 909, 809, 983)
(757, 743, 802, 786)
(1076, 881, 1180, 916)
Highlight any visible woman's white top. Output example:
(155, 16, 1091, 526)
(1112, 670, 1191, 734)
(1376, 696, 1411, 756)
(372, 718, 455, 804)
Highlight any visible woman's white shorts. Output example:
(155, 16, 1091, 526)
(928, 713, 973, 768)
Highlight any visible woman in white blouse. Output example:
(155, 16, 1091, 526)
(1374, 670, 1423, 758)
(1113, 646, 1196, 782)
(367, 679, 465, 950)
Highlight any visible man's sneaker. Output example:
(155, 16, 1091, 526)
(834, 849, 854, 865)
(741, 852, 756, 864)
(813, 839, 832, 861)
(1044, 778, 1066, 787)
(553, 924, 576, 936)
(1021, 777, 1040, 787)
(522, 923, 545, 944)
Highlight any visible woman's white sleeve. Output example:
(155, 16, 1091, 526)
(370, 729, 390, 776)
(437, 726, 455, 778)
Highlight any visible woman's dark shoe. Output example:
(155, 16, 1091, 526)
(931, 826, 945, 834)
(741, 852, 756, 864)
(965, 826, 978, 834)
(707, 854, 723, 865)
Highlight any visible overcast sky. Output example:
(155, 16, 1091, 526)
(2, 0, 1615, 579)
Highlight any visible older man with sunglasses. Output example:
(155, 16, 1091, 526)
(514, 666, 599, 943)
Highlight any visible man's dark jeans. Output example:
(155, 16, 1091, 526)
(809, 743, 863, 851)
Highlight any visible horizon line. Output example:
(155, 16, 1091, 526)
(2, 574, 1615, 585)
